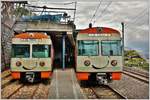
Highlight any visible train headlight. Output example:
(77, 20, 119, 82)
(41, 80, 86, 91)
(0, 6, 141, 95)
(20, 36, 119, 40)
(84, 60, 91, 66)
(16, 61, 22, 67)
(39, 61, 45, 67)
(111, 60, 117, 66)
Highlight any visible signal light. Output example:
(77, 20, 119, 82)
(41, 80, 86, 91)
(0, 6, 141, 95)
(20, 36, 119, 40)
(84, 60, 91, 66)
(16, 61, 22, 67)
(40, 61, 45, 67)
(111, 60, 117, 66)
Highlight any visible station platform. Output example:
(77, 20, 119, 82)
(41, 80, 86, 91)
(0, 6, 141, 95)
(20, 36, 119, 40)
(48, 68, 86, 99)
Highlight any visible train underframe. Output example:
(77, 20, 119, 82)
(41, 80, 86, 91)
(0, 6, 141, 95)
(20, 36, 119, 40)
(76, 72, 121, 84)
(11, 71, 52, 82)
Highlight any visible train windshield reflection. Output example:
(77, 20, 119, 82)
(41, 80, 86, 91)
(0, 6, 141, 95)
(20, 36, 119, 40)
(78, 40, 99, 56)
(12, 44, 30, 58)
(101, 40, 122, 56)
(32, 45, 50, 58)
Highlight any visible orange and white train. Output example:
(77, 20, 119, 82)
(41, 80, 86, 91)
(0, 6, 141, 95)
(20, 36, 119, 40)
(11, 32, 54, 82)
(75, 26, 124, 84)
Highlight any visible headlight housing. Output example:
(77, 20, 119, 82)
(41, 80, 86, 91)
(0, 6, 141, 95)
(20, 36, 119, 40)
(39, 61, 45, 67)
(111, 60, 117, 66)
(84, 60, 91, 66)
(16, 61, 22, 67)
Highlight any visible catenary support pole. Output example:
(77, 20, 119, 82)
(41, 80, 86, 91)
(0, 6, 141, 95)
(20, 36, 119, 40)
(62, 34, 66, 70)
(121, 22, 125, 67)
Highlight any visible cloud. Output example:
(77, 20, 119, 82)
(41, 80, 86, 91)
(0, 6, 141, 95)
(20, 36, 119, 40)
(28, 0, 149, 56)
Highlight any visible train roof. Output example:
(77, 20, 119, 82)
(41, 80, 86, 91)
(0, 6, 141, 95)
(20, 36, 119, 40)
(78, 27, 120, 35)
(14, 32, 49, 39)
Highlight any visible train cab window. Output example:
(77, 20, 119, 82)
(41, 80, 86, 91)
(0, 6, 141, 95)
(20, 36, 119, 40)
(101, 40, 122, 56)
(12, 44, 30, 58)
(78, 40, 99, 56)
(32, 45, 50, 58)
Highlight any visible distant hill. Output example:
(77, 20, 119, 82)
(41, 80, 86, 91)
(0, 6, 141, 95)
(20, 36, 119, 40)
(138, 52, 149, 60)
(124, 50, 149, 71)
(124, 47, 149, 59)
(124, 47, 132, 50)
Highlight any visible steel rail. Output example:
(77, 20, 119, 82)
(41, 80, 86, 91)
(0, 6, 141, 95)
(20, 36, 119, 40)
(123, 71, 149, 83)
(7, 83, 24, 99)
(123, 68, 149, 78)
(90, 85, 127, 99)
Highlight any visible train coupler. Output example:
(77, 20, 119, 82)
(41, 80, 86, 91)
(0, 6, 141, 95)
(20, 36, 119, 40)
(96, 73, 108, 85)
(25, 72, 35, 83)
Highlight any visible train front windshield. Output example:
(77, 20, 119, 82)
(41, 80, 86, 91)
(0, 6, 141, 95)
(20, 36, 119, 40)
(78, 40, 99, 56)
(12, 44, 30, 58)
(32, 45, 50, 58)
(12, 44, 50, 58)
(101, 40, 122, 56)
(78, 40, 122, 56)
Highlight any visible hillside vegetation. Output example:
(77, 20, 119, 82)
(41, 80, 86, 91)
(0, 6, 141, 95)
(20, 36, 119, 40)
(124, 50, 149, 71)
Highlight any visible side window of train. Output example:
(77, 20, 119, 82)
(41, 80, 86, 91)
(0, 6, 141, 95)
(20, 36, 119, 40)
(101, 40, 122, 56)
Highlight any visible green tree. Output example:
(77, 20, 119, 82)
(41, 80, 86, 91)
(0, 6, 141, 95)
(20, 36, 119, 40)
(14, 7, 31, 17)
(124, 50, 149, 71)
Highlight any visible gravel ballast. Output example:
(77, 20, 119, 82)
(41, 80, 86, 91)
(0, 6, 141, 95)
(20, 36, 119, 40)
(108, 74, 149, 99)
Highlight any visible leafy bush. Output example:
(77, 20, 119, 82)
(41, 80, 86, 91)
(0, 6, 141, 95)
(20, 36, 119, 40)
(124, 50, 149, 71)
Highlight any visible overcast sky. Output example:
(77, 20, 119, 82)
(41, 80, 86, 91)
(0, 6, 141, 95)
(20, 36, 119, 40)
(28, 0, 149, 58)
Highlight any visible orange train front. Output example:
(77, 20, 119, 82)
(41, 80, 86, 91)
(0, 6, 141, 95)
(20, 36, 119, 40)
(75, 26, 124, 84)
(11, 32, 54, 82)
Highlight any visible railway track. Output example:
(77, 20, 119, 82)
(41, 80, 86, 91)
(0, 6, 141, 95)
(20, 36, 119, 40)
(2, 69, 11, 79)
(80, 81, 126, 99)
(2, 69, 13, 89)
(2, 75, 15, 89)
(90, 85, 127, 99)
(123, 67, 149, 78)
(2, 68, 148, 99)
(123, 69, 149, 83)
(1, 80, 51, 99)
(1, 70, 51, 99)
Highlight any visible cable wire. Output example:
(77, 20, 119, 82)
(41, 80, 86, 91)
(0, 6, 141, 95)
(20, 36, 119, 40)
(93, 1, 112, 25)
(128, 9, 148, 24)
(89, 0, 103, 23)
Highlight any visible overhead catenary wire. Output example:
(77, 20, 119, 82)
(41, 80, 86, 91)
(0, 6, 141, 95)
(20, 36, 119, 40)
(89, 0, 103, 23)
(125, 20, 148, 36)
(93, 1, 112, 25)
(28, 1, 75, 5)
(127, 19, 148, 29)
(127, 28, 148, 36)
(26, 5, 76, 10)
(127, 9, 148, 25)
(125, 11, 148, 28)
(24, 2, 77, 22)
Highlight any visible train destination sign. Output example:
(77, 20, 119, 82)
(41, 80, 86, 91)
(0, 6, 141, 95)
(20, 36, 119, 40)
(13, 38, 45, 43)
(88, 34, 111, 37)
(20, 39, 42, 42)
